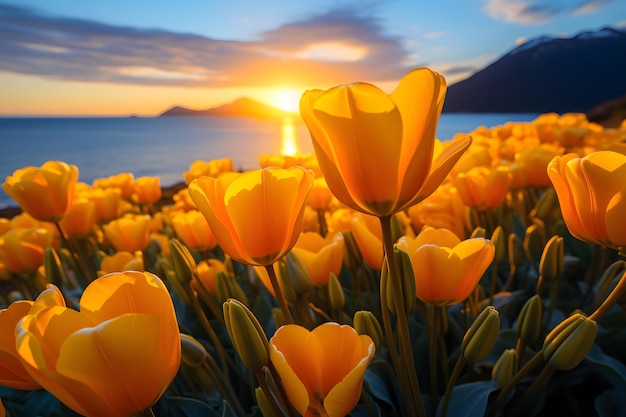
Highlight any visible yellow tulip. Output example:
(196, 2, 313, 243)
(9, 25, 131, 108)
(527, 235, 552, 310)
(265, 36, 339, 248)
(58, 196, 96, 237)
(350, 213, 383, 270)
(196, 258, 227, 294)
(102, 214, 152, 252)
(89, 187, 123, 222)
(93, 172, 135, 199)
(0, 228, 57, 274)
(3, 161, 79, 222)
(99, 251, 143, 274)
(455, 166, 512, 210)
(188, 167, 314, 266)
(270, 322, 375, 417)
(15, 271, 181, 417)
(406, 182, 468, 239)
(291, 232, 345, 285)
(300, 67, 471, 217)
(397, 227, 494, 305)
(547, 151, 626, 251)
(183, 157, 234, 185)
(0, 300, 40, 390)
(171, 209, 218, 252)
(132, 176, 162, 204)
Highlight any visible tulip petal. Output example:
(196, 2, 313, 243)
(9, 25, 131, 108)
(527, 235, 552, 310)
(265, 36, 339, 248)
(412, 245, 463, 304)
(55, 314, 175, 417)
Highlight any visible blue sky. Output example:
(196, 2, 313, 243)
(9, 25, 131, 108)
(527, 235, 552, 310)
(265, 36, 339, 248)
(1, 0, 624, 115)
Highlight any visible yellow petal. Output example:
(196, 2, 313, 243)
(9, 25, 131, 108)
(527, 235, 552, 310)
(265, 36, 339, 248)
(412, 245, 463, 304)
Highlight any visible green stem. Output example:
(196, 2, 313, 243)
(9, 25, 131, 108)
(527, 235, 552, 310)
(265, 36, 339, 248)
(440, 354, 466, 417)
(317, 209, 328, 238)
(267, 362, 299, 417)
(265, 263, 294, 324)
(508, 365, 556, 417)
(427, 304, 440, 399)
(489, 349, 545, 417)
(589, 270, 626, 322)
(380, 215, 427, 417)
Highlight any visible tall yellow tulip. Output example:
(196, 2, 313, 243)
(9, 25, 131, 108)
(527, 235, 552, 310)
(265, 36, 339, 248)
(547, 151, 626, 252)
(15, 271, 181, 417)
(397, 227, 495, 305)
(188, 167, 314, 266)
(0, 300, 40, 390)
(299, 67, 471, 217)
(270, 322, 375, 417)
(3, 161, 79, 222)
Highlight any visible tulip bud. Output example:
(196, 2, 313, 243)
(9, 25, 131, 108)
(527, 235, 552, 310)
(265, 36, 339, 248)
(543, 313, 597, 371)
(594, 260, 626, 305)
(169, 238, 196, 286)
(461, 306, 500, 363)
(354, 310, 383, 350)
(492, 348, 518, 389)
(516, 295, 543, 345)
(216, 271, 249, 306)
(278, 253, 312, 304)
(384, 248, 416, 314)
(272, 307, 287, 329)
(523, 223, 546, 268)
(180, 333, 208, 367)
(341, 231, 363, 271)
(539, 235, 564, 283)
(327, 273, 345, 311)
(471, 226, 486, 239)
(532, 187, 558, 223)
(491, 226, 507, 264)
(508, 233, 525, 269)
(43, 247, 67, 288)
(223, 298, 270, 372)
(255, 387, 279, 417)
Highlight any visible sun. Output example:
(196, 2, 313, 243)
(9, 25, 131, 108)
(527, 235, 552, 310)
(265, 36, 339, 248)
(269, 88, 303, 113)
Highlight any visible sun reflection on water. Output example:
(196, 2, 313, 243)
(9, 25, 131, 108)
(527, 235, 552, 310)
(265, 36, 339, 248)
(281, 116, 298, 156)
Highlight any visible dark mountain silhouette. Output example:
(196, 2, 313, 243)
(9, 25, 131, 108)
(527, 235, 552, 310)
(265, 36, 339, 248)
(443, 27, 626, 114)
(160, 97, 297, 119)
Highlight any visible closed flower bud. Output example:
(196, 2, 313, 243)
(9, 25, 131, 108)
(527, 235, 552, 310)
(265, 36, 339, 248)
(354, 310, 383, 350)
(43, 247, 69, 292)
(216, 271, 249, 306)
(523, 223, 546, 268)
(532, 187, 559, 223)
(223, 298, 270, 372)
(543, 313, 597, 371)
(341, 231, 363, 271)
(471, 227, 486, 239)
(255, 387, 279, 417)
(384, 248, 416, 314)
(539, 235, 564, 282)
(508, 233, 525, 269)
(492, 349, 518, 389)
(169, 238, 196, 286)
(327, 273, 345, 311)
(516, 295, 543, 345)
(491, 226, 507, 264)
(461, 306, 500, 363)
(180, 333, 208, 367)
(594, 260, 626, 305)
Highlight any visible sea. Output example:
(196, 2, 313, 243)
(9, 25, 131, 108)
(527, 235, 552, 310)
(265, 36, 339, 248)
(0, 113, 540, 209)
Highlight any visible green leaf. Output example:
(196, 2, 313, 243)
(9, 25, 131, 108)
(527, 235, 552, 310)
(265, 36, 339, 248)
(595, 389, 626, 417)
(437, 380, 499, 417)
(157, 396, 221, 417)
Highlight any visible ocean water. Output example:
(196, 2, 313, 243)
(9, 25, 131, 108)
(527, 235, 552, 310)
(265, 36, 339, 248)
(0, 113, 539, 209)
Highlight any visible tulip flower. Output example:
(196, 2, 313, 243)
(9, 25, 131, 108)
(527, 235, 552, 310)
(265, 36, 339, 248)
(454, 165, 512, 210)
(3, 161, 79, 222)
(188, 167, 314, 266)
(15, 271, 181, 417)
(270, 322, 375, 417)
(58, 196, 96, 237)
(102, 214, 152, 252)
(397, 227, 494, 305)
(93, 172, 135, 199)
(183, 157, 234, 185)
(0, 300, 40, 389)
(300, 67, 471, 217)
(547, 151, 626, 252)
(132, 176, 162, 204)
(171, 209, 218, 252)
(291, 232, 345, 286)
(89, 187, 123, 222)
(350, 213, 384, 270)
(0, 228, 57, 274)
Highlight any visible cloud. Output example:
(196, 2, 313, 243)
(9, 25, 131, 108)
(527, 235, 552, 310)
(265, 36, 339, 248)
(483, 0, 614, 24)
(0, 4, 413, 88)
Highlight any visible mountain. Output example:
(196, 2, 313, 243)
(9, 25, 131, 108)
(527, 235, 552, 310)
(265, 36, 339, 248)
(443, 27, 626, 114)
(159, 97, 296, 119)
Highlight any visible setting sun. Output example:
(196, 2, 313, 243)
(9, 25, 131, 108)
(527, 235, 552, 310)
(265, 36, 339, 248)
(269, 88, 303, 112)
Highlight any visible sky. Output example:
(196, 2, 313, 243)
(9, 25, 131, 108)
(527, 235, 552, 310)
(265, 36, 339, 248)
(0, 0, 624, 116)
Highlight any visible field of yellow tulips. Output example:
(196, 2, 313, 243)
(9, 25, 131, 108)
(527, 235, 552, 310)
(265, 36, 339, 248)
(1, 68, 626, 417)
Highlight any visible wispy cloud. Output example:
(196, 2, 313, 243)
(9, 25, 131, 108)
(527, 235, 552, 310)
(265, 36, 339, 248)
(484, 0, 614, 24)
(0, 4, 413, 87)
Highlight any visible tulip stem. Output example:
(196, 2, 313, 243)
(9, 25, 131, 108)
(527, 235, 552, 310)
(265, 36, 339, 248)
(589, 270, 626, 322)
(440, 354, 466, 417)
(265, 263, 294, 324)
(380, 215, 427, 417)
(54, 221, 92, 285)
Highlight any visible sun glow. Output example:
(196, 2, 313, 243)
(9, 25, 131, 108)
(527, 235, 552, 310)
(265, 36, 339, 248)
(269, 88, 303, 113)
